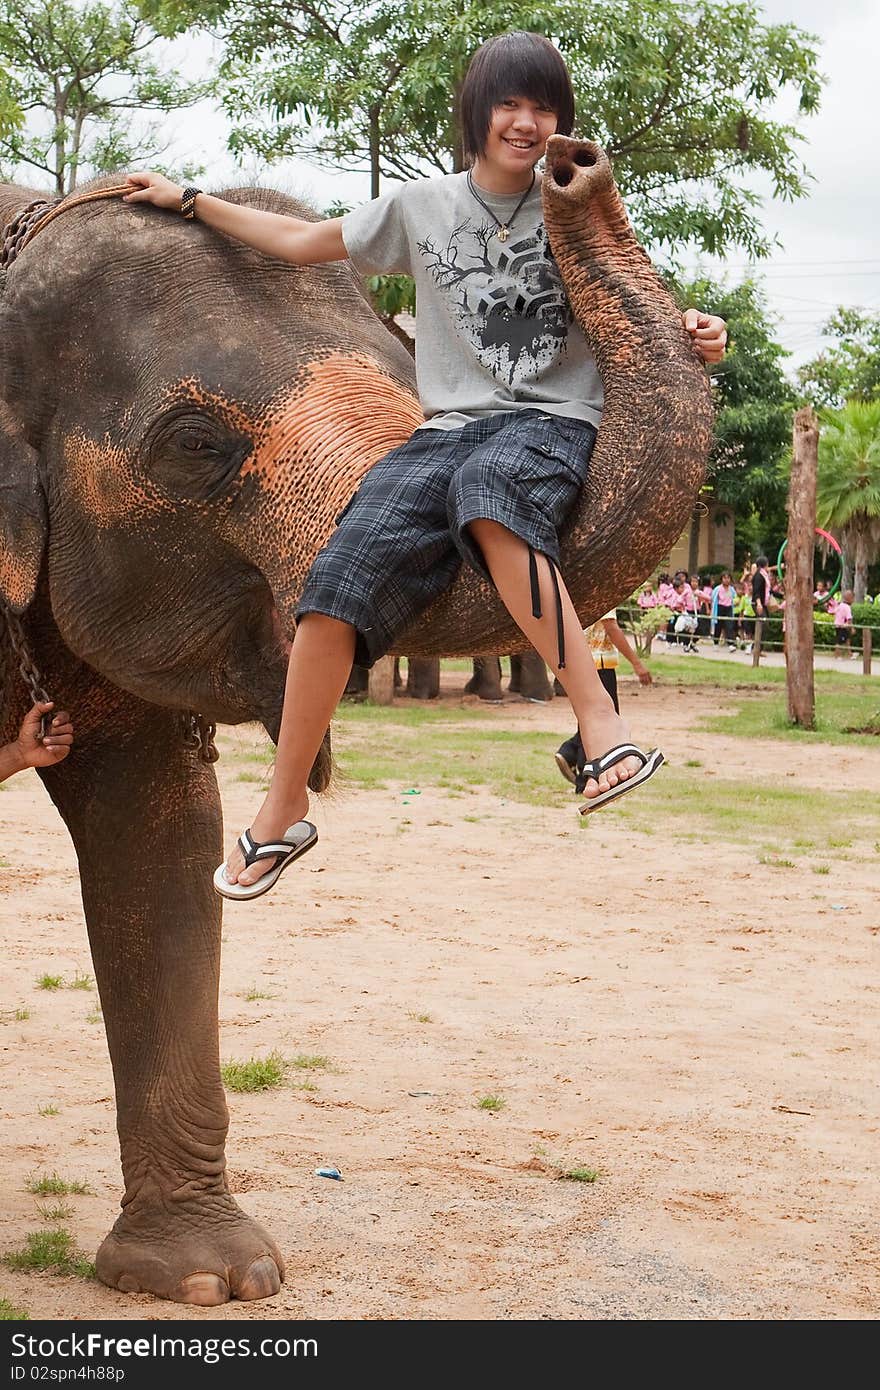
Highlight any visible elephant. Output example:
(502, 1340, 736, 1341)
(0, 136, 712, 1305)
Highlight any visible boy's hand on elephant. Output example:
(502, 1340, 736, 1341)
(682, 309, 727, 364)
(16, 702, 74, 769)
(123, 172, 184, 210)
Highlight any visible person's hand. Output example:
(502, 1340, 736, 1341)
(635, 666, 653, 686)
(123, 172, 184, 211)
(682, 309, 727, 364)
(15, 702, 74, 769)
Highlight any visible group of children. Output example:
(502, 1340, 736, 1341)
(637, 566, 863, 657)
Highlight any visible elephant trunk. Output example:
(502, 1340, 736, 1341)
(542, 136, 714, 607)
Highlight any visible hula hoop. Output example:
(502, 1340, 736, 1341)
(777, 528, 843, 598)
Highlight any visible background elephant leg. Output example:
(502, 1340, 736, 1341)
(511, 651, 553, 702)
(464, 655, 503, 701)
(405, 656, 440, 699)
(343, 662, 370, 697)
(42, 706, 283, 1306)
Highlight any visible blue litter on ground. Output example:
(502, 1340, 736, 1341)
(315, 1165, 343, 1180)
(402, 788, 421, 796)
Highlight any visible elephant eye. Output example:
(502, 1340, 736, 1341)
(148, 415, 251, 500)
(175, 429, 219, 454)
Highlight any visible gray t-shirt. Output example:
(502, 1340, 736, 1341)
(342, 171, 603, 431)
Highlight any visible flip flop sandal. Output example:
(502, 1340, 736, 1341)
(554, 751, 578, 786)
(213, 821, 318, 901)
(576, 744, 665, 815)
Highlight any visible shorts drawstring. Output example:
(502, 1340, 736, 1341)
(527, 545, 566, 671)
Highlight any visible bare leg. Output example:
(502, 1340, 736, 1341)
(468, 520, 644, 798)
(225, 613, 355, 886)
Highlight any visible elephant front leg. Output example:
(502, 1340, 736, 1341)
(45, 709, 284, 1306)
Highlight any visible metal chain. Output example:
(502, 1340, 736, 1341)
(2, 602, 218, 761)
(2, 605, 52, 738)
(179, 712, 220, 763)
(1, 199, 56, 270)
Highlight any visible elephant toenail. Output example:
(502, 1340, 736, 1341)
(238, 1255, 282, 1300)
(175, 1272, 230, 1306)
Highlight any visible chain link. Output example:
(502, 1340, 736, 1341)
(2, 602, 218, 761)
(1, 199, 55, 271)
(178, 712, 220, 763)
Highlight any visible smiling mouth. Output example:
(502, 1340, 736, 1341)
(504, 138, 536, 149)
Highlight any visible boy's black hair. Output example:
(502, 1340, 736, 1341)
(459, 32, 575, 163)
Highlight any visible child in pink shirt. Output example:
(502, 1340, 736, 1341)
(834, 589, 854, 656)
(637, 582, 658, 609)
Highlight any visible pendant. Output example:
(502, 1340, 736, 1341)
(497, 226, 510, 242)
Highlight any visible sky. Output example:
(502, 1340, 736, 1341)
(160, 1, 879, 376)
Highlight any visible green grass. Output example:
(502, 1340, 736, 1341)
(812, 864, 831, 875)
(37, 1104, 60, 1117)
(221, 1052, 287, 1093)
(476, 1095, 505, 1112)
(0, 1007, 30, 1024)
(407, 1012, 432, 1024)
(2, 1229, 94, 1278)
(36, 1203, 74, 1223)
(559, 1166, 601, 1183)
(642, 653, 872, 692)
(697, 689, 880, 746)
(333, 709, 575, 807)
(290, 1053, 332, 1071)
(69, 972, 93, 991)
(0, 1297, 29, 1320)
(240, 988, 275, 1002)
(85, 1011, 101, 1024)
(759, 854, 795, 869)
(36, 974, 63, 991)
(610, 764, 880, 853)
(25, 1174, 92, 1197)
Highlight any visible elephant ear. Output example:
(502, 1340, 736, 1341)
(0, 403, 46, 613)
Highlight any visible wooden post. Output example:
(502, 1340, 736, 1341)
(786, 406, 819, 727)
(863, 627, 872, 677)
(368, 654, 396, 705)
(752, 617, 763, 667)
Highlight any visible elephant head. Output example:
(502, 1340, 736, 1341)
(0, 178, 423, 751)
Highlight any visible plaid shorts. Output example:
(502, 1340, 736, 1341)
(297, 408, 597, 667)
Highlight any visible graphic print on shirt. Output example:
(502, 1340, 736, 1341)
(416, 219, 572, 385)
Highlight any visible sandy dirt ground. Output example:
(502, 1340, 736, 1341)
(1, 675, 878, 1322)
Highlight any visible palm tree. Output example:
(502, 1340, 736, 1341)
(816, 401, 880, 601)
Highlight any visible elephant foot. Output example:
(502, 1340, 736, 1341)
(96, 1195, 284, 1305)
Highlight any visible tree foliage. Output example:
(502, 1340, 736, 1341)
(796, 308, 880, 410)
(0, 0, 207, 195)
(141, 0, 822, 257)
(672, 274, 794, 555)
(816, 400, 880, 601)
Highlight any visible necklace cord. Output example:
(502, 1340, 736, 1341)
(466, 169, 536, 240)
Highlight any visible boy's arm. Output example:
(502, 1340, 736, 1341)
(123, 173, 347, 265)
(0, 702, 74, 782)
(602, 618, 652, 685)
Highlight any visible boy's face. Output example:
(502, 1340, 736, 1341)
(484, 96, 559, 175)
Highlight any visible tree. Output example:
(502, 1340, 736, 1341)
(816, 401, 880, 602)
(672, 274, 794, 560)
(143, 0, 822, 258)
(797, 308, 880, 410)
(0, 0, 207, 195)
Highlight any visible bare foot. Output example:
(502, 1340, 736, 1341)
(96, 1194, 284, 1305)
(223, 793, 310, 888)
(578, 711, 644, 800)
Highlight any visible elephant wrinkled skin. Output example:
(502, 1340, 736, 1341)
(0, 146, 712, 1305)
